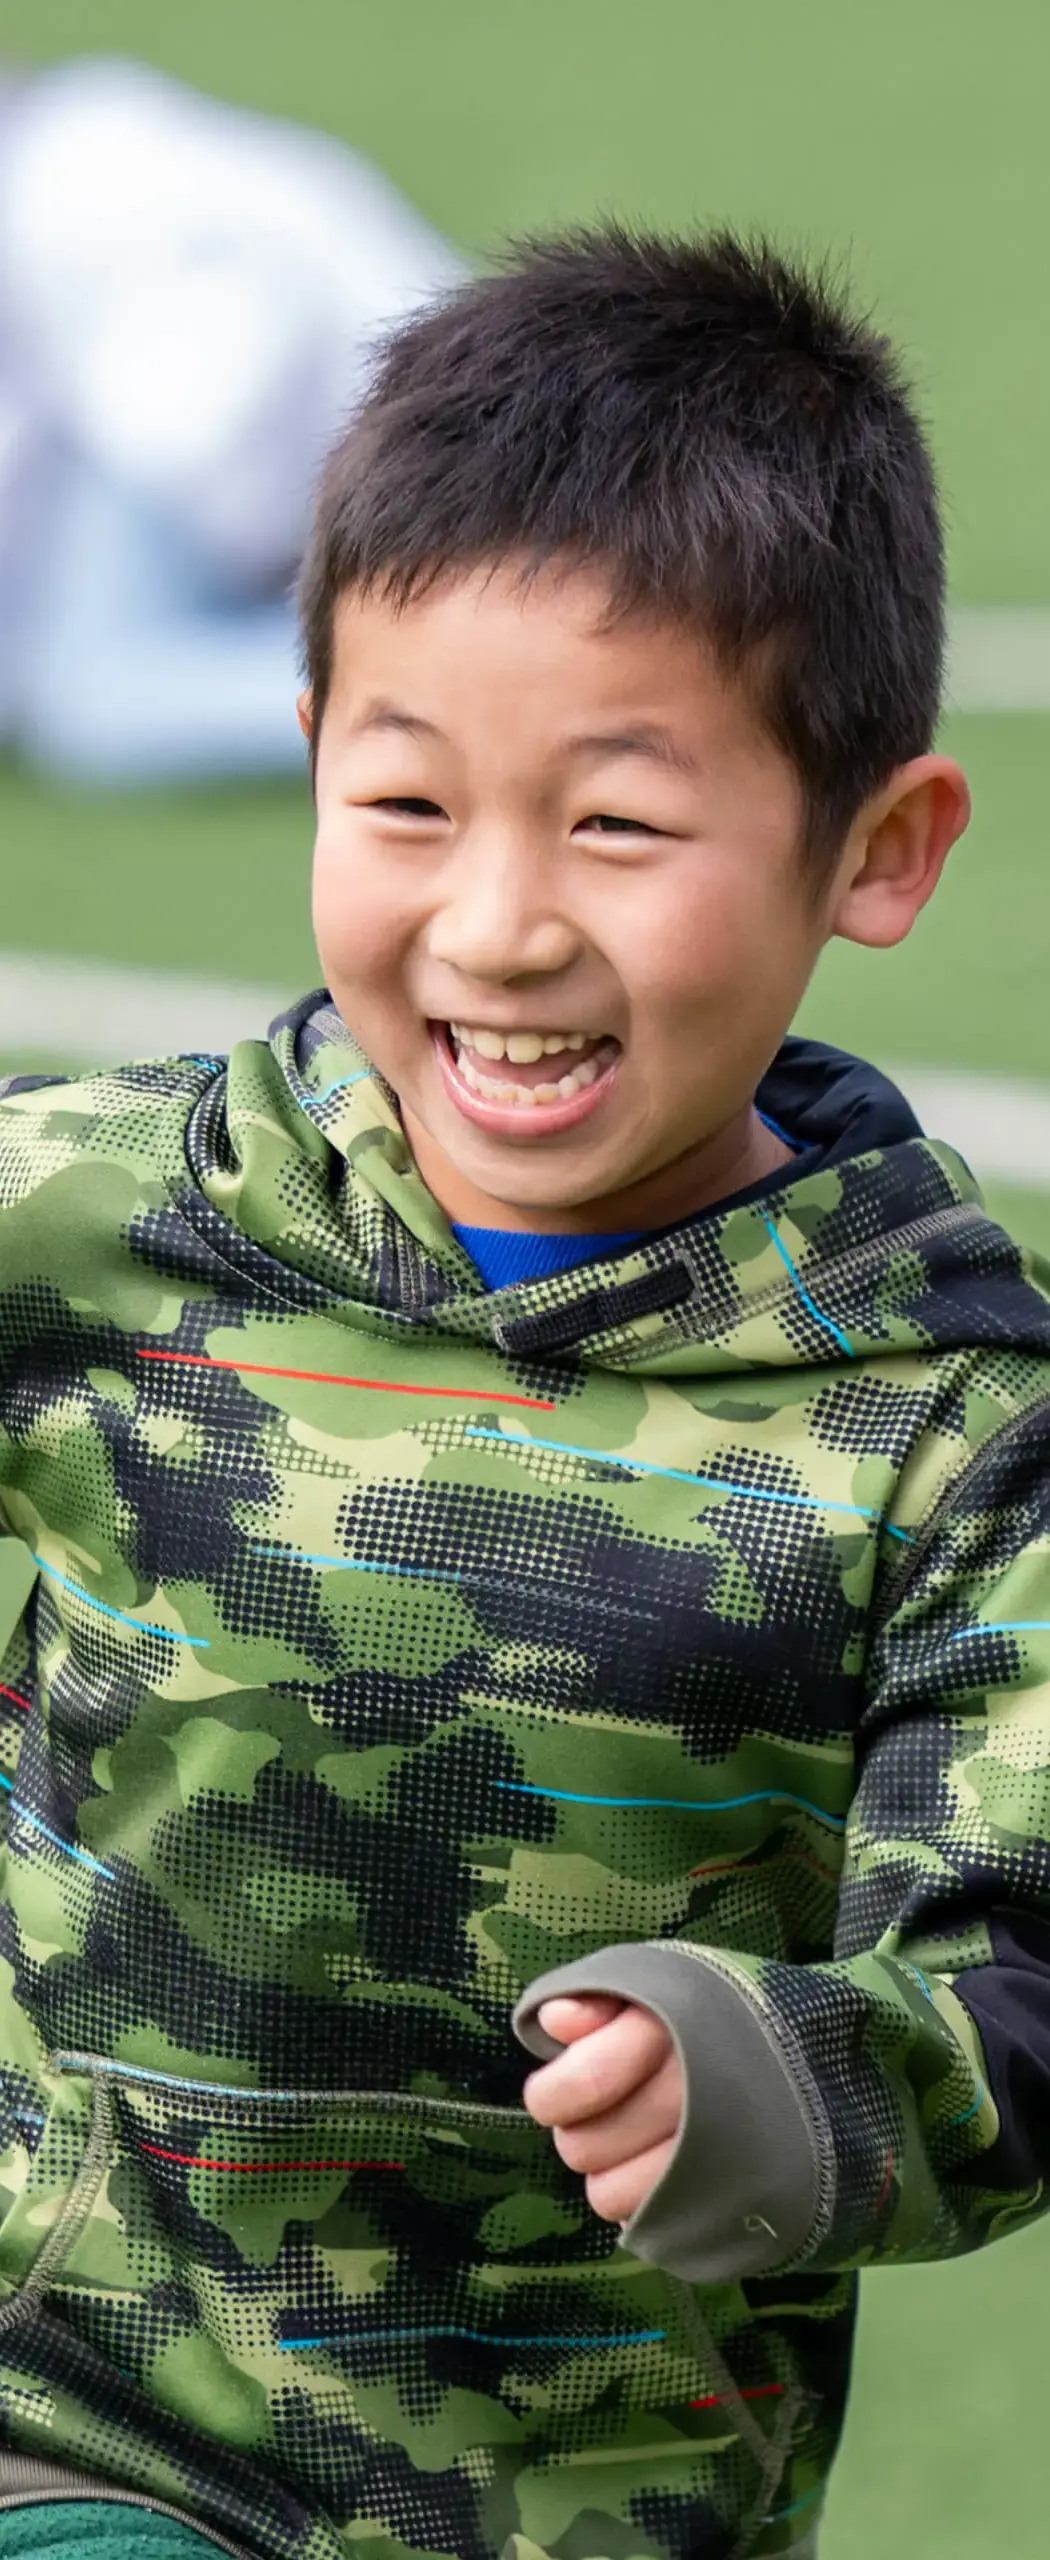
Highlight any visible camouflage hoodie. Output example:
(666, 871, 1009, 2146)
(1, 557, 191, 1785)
(1, 993, 1049, 2560)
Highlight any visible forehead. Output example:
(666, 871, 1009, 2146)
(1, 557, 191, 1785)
(325, 558, 775, 766)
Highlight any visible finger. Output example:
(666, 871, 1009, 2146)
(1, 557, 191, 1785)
(585, 2137, 677, 2225)
(536, 1994, 623, 2046)
(523, 2005, 671, 2128)
(552, 2052, 682, 2175)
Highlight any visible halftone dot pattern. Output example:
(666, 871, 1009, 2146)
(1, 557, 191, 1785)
(2, 1018, 1050, 2555)
(169, 1184, 344, 1315)
(0, 1324, 948, 2100)
(34, 1577, 199, 1692)
(808, 1370, 933, 1463)
(0, 2310, 317, 2558)
(689, 1850, 840, 1960)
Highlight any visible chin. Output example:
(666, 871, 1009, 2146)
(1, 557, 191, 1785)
(476, 1170, 622, 1218)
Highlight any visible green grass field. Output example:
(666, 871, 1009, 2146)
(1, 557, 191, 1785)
(3, 4, 1050, 2549)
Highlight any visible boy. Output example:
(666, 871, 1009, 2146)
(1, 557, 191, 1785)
(0, 229, 1049, 2560)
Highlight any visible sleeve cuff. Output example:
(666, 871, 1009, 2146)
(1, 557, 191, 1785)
(514, 1940, 834, 2282)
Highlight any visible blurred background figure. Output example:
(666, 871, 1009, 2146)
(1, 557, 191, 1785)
(0, 56, 461, 781)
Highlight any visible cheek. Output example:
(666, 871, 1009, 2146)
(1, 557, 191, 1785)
(310, 823, 348, 956)
(311, 831, 401, 989)
(638, 873, 814, 1018)
(616, 885, 759, 1021)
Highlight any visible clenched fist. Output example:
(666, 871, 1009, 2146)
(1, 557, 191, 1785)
(522, 1991, 683, 2223)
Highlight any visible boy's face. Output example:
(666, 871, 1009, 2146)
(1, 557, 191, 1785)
(308, 562, 866, 1231)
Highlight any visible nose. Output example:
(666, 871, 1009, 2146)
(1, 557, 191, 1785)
(425, 831, 581, 984)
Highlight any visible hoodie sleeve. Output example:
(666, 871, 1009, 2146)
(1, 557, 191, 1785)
(514, 1393, 1050, 2282)
(0, 1076, 79, 1834)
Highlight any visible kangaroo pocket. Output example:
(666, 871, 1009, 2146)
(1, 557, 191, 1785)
(40, 2061, 792, 2550)
(0, 2058, 98, 2307)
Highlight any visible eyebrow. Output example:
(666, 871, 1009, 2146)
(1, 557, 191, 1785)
(346, 704, 699, 780)
(565, 725, 701, 781)
(345, 700, 444, 744)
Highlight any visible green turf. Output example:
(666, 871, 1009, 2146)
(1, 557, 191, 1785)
(2, 7, 1049, 2552)
(0, 763, 315, 989)
(825, 2214, 1050, 2556)
(9, 0, 1050, 602)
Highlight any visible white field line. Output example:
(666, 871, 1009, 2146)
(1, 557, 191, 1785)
(947, 609, 1050, 713)
(1, 950, 1048, 1191)
(0, 953, 289, 1063)
(889, 1065, 1050, 1191)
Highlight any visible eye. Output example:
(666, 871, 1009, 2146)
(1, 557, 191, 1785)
(373, 795, 448, 820)
(577, 813, 664, 837)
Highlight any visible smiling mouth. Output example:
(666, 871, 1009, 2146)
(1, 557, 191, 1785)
(432, 1022, 622, 1134)
(446, 1022, 619, 1103)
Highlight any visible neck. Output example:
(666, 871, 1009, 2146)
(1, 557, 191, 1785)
(400, 1101, 794, 1235)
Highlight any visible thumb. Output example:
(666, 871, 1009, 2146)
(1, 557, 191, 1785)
(536, 1993, 624, 2047)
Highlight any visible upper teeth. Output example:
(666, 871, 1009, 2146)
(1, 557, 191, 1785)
(450, 1024, 590, 1062)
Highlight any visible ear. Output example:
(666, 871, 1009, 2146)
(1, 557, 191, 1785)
(828, 755, 970, 950)
(297, 689, 314, 744)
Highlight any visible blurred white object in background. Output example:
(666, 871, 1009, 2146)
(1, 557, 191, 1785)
(0, 58, 462, 780)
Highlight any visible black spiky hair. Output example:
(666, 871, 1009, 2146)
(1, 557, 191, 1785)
(299, 226, 944, 860)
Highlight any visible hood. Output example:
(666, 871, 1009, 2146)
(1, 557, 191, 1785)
(185, 991, 1050, 1377)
